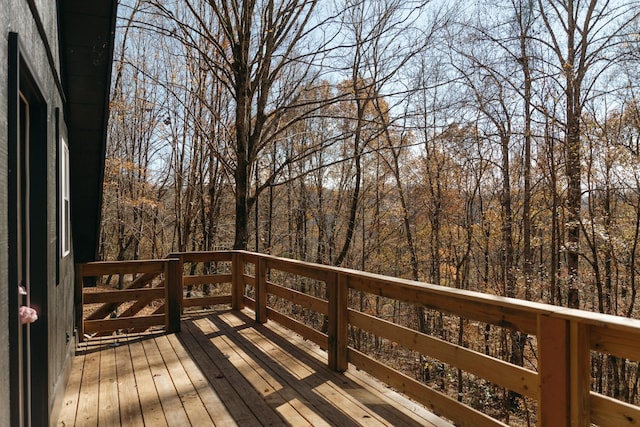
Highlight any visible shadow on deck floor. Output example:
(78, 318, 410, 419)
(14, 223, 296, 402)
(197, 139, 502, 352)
(57, 309, 452, 426)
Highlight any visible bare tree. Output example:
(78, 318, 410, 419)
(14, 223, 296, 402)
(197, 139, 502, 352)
(332, 0, 435, 266)
(103, 2, 167, 261)
(537, 0, 639, 307)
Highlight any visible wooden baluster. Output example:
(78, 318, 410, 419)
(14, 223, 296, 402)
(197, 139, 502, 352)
(570, 320, 590, 427)
(232, 252, 245, 310)
(328, 272, 348, 372)
(255, 257, 268, 323)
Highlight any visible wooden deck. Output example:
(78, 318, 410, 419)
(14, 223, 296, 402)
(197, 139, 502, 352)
(57, 309, 451, 427)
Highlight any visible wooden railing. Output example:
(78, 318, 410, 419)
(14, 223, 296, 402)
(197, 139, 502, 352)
(75, 259, 182, 338)
(167, 251, 233, 309)
(76, 250, 640, 427)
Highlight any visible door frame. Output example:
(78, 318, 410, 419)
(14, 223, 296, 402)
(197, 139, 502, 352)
(8, 31, 50, 427)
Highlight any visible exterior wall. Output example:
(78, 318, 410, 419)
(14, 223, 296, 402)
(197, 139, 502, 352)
(0, 8, 10, 422)
(0, 1, 76, 425)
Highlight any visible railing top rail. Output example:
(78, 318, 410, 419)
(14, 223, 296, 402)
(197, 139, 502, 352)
(226, 250, 640, 334)
(166, 250, 234, 257)
(79, 259, 173, 266)
(78, 259, 180, 275)
(88, 250, 640, 337)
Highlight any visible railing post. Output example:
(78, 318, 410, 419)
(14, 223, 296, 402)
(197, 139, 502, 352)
(232, 252, 245, 310)
(166, 252, 184, 314)
(255, 256, 268, 323)
(538, 314, 569, 426)
(75, 263, 84, 342)
(327, 272, 348, 372)
(570, 320, 591, 427)
(538, 314, 590, 426)
(165, 258, 182, 333)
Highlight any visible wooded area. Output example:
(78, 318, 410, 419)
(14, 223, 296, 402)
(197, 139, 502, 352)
(99, 0, 640, 422)
(103, 0, 640, 311)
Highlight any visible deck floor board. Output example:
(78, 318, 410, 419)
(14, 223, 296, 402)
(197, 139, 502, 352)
(75, 345, 101, 426)
(57, 309, 452, 427)
(114, 342, 144, 427)
(57, 344, 85, 426)
(98, 340, 119, 427)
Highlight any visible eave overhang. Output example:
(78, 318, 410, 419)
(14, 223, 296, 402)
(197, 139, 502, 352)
(59, 1, 117, 262)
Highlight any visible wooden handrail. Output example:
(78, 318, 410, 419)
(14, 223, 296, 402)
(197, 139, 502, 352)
(227, 250, 640, 427)
(75, 250, 640, 426)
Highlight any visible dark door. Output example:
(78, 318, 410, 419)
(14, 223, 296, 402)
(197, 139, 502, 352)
(9, 32, 49, 427)
(18, 92, 32, 427)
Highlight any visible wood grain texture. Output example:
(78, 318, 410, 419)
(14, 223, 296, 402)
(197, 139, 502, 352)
(57, 310, 452, 427)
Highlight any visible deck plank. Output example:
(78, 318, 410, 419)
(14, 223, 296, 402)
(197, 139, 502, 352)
(129, 338, 169, 427)
(220, 310, 440, 427)
(74, 342, 101, 427)
(98, 343, 120, 427)
(165, 333, 238, 426)
(187, 317, 285, 425)
(141, 338, 191, 426)
(220, 313, 424, 426)
(154, 334, 215, 427)
(264, 313, 452, 427)
(204, 320, 315, 426)
(223, 327, 335, 427)
(58, 309, 452, 427)
(180, 319, 264, 426)
(56, 346, 84, 426)
(214, 312, 365, 427)
(115, 340, 144, 427)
